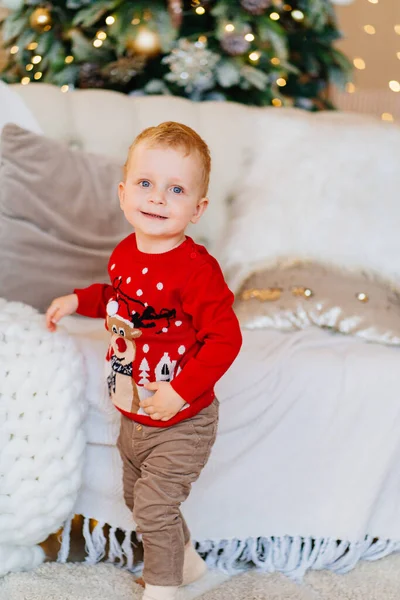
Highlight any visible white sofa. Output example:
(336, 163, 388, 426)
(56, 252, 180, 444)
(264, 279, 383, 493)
(4, 83, 400, 579)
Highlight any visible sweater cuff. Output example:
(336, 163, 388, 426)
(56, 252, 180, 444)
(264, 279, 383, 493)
(170, 377, 197, 405)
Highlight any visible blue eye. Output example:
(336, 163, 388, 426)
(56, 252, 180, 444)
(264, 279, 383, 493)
(140, 180, 150, 188)
(172, 186, 183, 194)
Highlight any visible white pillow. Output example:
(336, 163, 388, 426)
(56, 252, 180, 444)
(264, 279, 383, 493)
(218, 109, 400, 293)
(0, 80, 42, 138)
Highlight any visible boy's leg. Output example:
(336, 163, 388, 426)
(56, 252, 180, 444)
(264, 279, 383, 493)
(117, 412, 197, 589)
(117, 414, 141, 512)
(133, 399, 219, 588)
(181, 516, 191, 547)
(117, 414, 191, 544)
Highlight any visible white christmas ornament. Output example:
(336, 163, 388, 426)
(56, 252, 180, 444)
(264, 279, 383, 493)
(162, 39, 220, 95)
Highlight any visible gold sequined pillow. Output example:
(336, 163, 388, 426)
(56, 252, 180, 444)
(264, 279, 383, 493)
(234, 264, 400, 346)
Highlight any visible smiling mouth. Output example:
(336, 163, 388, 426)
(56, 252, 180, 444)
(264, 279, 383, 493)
(141, 211, 168, 220)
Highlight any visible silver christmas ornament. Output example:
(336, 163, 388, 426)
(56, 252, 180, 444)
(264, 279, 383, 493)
(162, 39, 220, 94)
(220, 32, 251, 56)
(240, 0, 272, 15)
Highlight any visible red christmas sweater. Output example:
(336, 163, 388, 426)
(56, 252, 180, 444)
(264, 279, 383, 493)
(74, 233, 242, 428)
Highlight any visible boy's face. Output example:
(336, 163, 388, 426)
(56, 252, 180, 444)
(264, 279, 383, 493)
(118, 142, 208, 241)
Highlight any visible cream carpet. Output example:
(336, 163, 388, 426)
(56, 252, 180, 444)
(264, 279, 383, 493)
(2, 553, 400, 600)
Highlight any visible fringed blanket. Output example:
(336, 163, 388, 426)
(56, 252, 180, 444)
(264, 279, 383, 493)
(59, 317, 400, 580)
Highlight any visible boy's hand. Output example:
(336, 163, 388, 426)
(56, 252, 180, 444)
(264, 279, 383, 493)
(140, 382, 186, 421)
(45, 294, 79, 332)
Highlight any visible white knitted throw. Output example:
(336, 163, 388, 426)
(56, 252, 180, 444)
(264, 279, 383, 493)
(0, 299, 87, 576)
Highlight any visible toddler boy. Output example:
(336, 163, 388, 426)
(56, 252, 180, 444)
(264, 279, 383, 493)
(46, 121, 242, 600)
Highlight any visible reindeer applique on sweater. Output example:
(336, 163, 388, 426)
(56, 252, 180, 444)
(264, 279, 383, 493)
(104, 283, 177, 416)
(106, 301, 142, 414)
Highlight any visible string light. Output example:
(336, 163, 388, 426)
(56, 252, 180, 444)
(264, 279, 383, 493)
(356, 292, 369, 302)
(27, 42, 38, 50)
(270, 12, 280, 21)
(291, 10, 304, 21)
(363, 25, 375, 34)
(105, 16, 115, 25)
(346, 82, 356, 93)
(395, 25, 400, 35)
(368, 0, 378, 4)
(283, 4, 292, 10)
(21, 77, 30, 85)
(272, 98, 282, 107)
(26, 64, 33, 71)
(93, 39, 103, 48)
(61, 85, 70, 93)
(271, 57, 280, 65)
(245, 33, 255, 42)
(389, 80, 400, 92)
(249, 51, 260, 61)
(353, 57, 366, 70)
(34, 72, 42, 80)
(131, 18, 140, 25)
(382, 112, 394, 122)
(32, 55, 42, 64)
(198, 35, 207, 43)
(65, 55, 74, 64)
(276, 77, 287, 87)
(10, 46, 19, 54)
(195, 6, 205, 14)
(96, 31, 107, 40)
(225, 24, 235, 32)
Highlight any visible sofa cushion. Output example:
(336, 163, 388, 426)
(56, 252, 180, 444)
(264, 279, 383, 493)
(218, 109, 400, 293)
(234, 264, 400, 346)
(0, 123, 131, 312)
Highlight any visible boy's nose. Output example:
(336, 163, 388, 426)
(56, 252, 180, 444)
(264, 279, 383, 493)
(150, 191, 166, 204)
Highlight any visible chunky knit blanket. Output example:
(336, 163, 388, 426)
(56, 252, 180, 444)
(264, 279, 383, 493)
(0, 299, 86, 576)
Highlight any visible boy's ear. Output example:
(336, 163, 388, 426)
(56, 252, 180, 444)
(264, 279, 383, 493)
(190, 197, 208, 224)
(118, 182, 125, 209)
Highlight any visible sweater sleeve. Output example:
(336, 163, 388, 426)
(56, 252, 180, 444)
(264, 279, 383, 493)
(170, 259, 242, 404)
(73, 283, 114, 319)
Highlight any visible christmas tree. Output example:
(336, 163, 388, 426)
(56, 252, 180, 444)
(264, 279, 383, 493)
(0, 0, 352, 110)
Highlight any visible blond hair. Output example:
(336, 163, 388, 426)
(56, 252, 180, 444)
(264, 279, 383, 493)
(123, 121, 211, 197)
